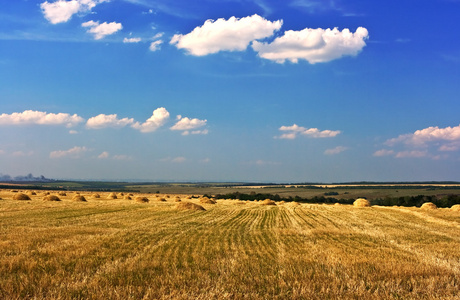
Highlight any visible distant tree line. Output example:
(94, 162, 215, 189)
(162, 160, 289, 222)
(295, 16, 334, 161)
(210, 192, 460, 208)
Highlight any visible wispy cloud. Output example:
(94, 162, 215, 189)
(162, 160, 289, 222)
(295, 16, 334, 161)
(276, 124, 341, 139)
(324, 146, 348, 155)
(0, 110, 84, 127)
(50, 146, 88, 159)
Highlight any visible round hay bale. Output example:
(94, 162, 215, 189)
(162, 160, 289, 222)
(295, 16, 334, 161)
(353, 198, 371, 207)
(13, 193, 31, 200)
(176, 202, 206, 211)
(421, 202, 437, 210)
(72, 195, 87, 202)
(44, 195, 61, 201)
(135, 196, 149, 203)
(451, 204, 460, 211)
(93, 193, 100, 198)
(200, 197, 217, 204)
(334, 202, 341, 206)
(157, 197, 166, 202)
(58, 192, 67, 196)
(43, 192, 50, 196)
(107, 193, 117, 199)
(175, 197, 182, 202)
(260, 199, 276, 206)
(28, 191, 37, 196)
(124, 195, 132, 200)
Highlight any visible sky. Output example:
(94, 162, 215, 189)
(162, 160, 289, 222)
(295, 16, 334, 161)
(0, 0, 459, 182)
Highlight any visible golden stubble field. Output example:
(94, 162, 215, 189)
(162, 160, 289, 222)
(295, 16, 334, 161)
(1, 190, 460, 299)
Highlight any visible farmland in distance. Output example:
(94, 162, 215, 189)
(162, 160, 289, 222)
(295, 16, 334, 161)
(1, 189, 460, 299)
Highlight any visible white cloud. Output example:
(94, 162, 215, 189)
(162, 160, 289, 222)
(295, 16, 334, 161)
(86, 114, 135, 129)
(170, 14, 282, 56)
(276, 124, 340, 139)
(252, 27, 368, 64)
(171, 156, 186, 163)
(0, 110, 84, 127)
(373, 149, 395, 157)
(395, 150, 428, 158)
(69, 130, 78, 134)
(171, 116, 207, 131)
(82, 20, 122, 40)
(98, 151, 109, 159)
(149, 40, 163, 51)
(113, 154, 132, 160)
(123, 37, 141, 43)
(40, 0, 106, 24)
(386, 124, 460, 147)
(50, 146, 88, 159)
(132, 107, 170, 133)
(324, 146, 348, 155)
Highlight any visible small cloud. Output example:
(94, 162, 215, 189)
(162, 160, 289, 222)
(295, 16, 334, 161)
(142, 9, 155, 15)
(159, 156, 186, 163)
(123, 37, 141, 43)
(439, 143, 460, 152)
(40, 0, 107, 24)
(0, 110, 84, 127)
(171, 116, 207, 131)
(69, 130, 78, 134)
(385, 124, 460, 147)
(86, 114, 135, 129)
(82, 20, 123, 40)
(252, 27, 369, 64)
(171, 156, 186, 163)
(395, 150, 428, 158)
(131, 107, 170, 133)
(276, 124, 340, 139)
(373, 149, 395, 157)
(50, 146, 88, 159)
(152, 32, 164, 39)
(170, 14, 282, 56)
(149, 40, 163, 51)
(98, 151, 109, 159)
(324, 146, 348, 155)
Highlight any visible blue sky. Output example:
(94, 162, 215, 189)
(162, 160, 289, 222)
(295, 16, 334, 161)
(0, 0, 459, 182)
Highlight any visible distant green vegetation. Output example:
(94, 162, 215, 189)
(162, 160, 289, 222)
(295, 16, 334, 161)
(211, 192, 460, 208)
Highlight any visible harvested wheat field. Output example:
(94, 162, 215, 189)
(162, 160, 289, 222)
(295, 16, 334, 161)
(1, 191, 460, 299)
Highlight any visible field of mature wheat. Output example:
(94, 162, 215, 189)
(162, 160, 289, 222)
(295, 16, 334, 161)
(1, 190, 460, 299)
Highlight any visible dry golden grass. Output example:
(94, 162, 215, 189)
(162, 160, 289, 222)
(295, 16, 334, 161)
(72, 195, 87, 202)
(260, 199, 276, 205)
(451, 204, 460, 211)
(421, 202, 437, 210)
(353, 198, 371, 207)
(13, 193, 30, 200)
(200, 197, 217, 204)
(1, 191, 460, 299)
(135, 196, 149, 203)
(43, 195, 61, 201)
(176, 201, 206, 211)
(107, 193, 117, 199)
